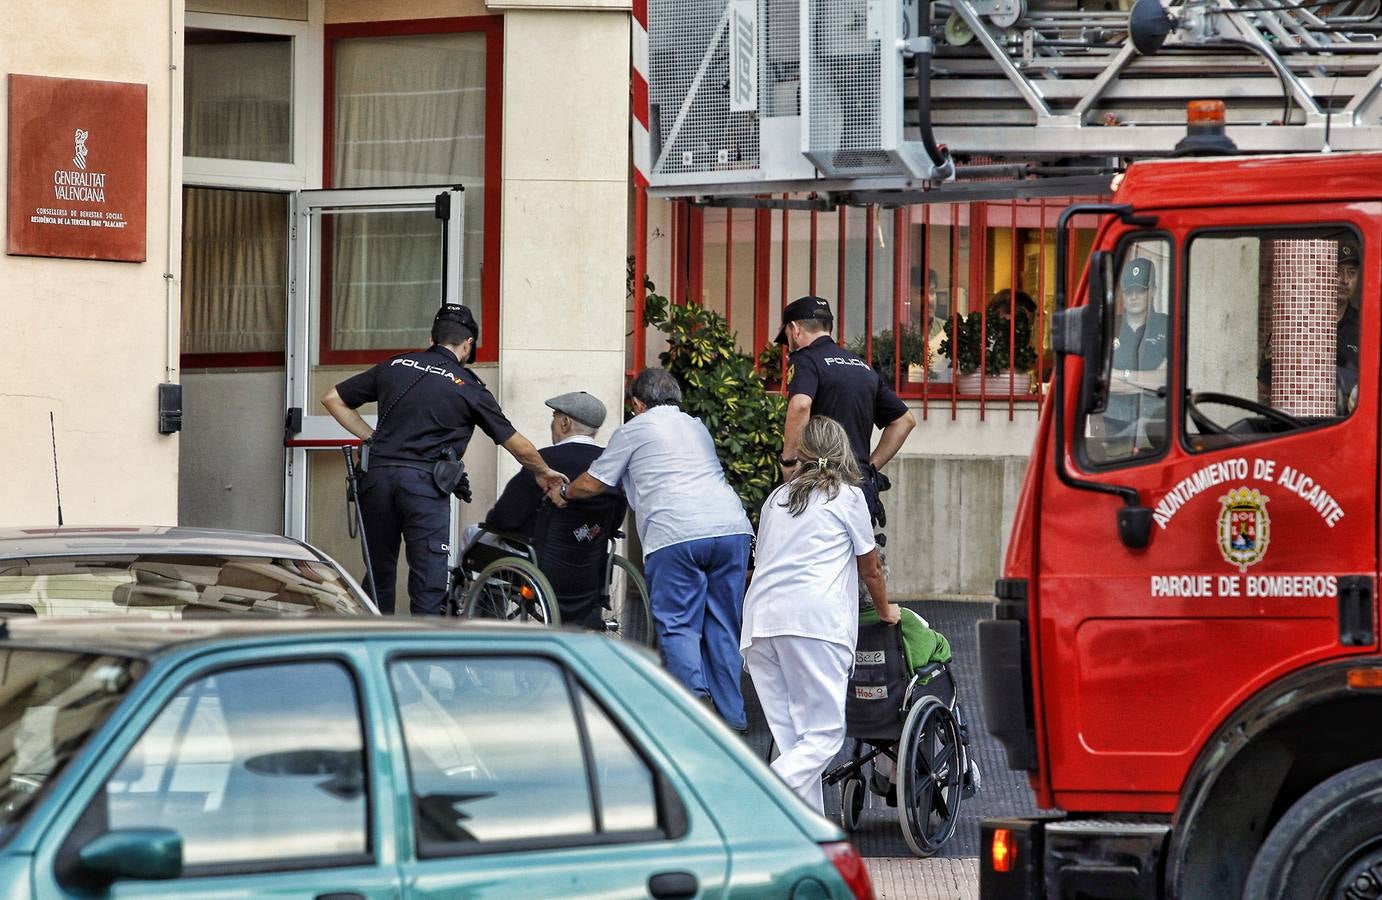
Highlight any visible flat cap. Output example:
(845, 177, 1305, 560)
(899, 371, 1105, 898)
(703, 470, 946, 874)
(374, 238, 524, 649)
(546, 391, 607, 429)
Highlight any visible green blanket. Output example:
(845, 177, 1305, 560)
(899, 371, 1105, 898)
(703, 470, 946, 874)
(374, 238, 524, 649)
(860, 606, 952, 672)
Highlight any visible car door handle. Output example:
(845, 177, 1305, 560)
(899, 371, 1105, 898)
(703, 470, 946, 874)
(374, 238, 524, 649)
(315, 894, 366, 900)
(648, 870, 699, 899)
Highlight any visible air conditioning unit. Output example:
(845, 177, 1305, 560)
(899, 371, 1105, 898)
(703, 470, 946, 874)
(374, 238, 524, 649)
(801, 0, 939, 178)
(647, 0, 816, 188)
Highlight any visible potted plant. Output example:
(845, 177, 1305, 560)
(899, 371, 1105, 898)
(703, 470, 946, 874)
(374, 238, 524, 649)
(939, 309, 1037, 395)
(849, 326, 927, 390)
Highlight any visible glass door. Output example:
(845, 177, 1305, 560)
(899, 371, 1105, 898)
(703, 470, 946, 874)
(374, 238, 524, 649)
(284, 186, 465, 596)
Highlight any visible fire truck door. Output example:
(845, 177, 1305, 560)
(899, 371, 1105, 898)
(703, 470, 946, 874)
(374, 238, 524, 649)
(1038, 210, 1380, 811)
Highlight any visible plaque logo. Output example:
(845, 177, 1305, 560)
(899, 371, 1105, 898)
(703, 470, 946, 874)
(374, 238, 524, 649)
(73, 129, 89, 171)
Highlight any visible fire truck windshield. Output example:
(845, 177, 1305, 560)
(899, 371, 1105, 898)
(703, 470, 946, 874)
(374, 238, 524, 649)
(1082, 228, 1360, 465)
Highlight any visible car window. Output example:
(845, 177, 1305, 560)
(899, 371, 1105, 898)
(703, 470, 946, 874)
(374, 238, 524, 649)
(0, 651, 141, 839)
(0, 554, 367, 617)
(1184, 229, 1359, 452)
(577, 688, 658, 833)
(390, 656, 662, 857)
(97, 661, 367, 870)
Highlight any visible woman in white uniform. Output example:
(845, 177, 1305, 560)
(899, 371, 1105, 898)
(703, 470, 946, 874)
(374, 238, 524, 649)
(742, 415, 900, 812)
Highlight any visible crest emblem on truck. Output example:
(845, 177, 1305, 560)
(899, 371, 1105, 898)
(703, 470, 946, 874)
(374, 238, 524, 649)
(1218, 487, 1271, 572)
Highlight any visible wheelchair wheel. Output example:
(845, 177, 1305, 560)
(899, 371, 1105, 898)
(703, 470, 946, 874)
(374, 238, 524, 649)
(442, 566, 471, 617)
(897, 696, 964, 858)
(605, 554, 655, 647)
(462, 558, 560, 627)
(841, 775, 865, 832)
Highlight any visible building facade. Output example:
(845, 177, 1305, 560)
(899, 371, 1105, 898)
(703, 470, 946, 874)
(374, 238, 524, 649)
(2, 0, 632, 596)
(2, 0, 1091, 599)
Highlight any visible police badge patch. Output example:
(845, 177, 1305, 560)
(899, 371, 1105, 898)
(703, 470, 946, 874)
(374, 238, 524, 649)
(785, 363, 795, 386)
(1218, 486, 1271, 572)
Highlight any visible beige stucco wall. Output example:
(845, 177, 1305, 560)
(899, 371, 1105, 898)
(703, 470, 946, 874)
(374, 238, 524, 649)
(496, 8, 630, 485)
(0, 2, 180, 526)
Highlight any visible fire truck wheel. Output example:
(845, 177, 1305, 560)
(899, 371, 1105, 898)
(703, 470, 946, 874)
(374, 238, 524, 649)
(1243, 759, 1382, 899)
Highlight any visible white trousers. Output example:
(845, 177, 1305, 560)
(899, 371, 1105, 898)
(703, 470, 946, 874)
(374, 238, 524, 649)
(746, 635, 854, 813)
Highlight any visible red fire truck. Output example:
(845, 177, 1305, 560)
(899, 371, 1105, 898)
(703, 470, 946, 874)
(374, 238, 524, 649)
(979, 146, 1382, 898)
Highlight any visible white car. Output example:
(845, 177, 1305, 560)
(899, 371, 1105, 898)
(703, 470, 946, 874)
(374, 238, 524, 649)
(0, 526, 377, 618)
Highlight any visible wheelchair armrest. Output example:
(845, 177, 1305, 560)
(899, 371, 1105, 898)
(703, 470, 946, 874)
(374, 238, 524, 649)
(476, 524, 532, 547)
(914, 661, 948, 684)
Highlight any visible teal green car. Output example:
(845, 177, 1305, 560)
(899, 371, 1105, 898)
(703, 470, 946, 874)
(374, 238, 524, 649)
(0, 618, 873, 899)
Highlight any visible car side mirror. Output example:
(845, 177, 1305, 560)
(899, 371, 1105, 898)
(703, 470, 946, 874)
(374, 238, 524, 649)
(78, 828, 183, 883)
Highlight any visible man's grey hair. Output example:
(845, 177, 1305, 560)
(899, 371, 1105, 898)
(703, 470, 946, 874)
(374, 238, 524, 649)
(630, 367, 683, 408)
(568, 419, 598, 436)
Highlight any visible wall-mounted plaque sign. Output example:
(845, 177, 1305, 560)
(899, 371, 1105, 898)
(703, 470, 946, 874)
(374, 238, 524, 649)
(7, 74, 148, 262)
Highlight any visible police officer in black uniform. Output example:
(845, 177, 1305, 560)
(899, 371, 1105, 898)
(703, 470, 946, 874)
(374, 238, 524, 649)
(776, 295, 916, 526)
(321, 304, 566, 615)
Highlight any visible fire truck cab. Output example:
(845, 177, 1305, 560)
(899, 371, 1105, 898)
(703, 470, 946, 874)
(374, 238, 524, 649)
(980, 152, 1382, 899)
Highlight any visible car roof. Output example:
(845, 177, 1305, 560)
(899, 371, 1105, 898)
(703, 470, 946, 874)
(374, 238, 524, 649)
(0, 615, 576, 658)
(0, 526, 319, 561)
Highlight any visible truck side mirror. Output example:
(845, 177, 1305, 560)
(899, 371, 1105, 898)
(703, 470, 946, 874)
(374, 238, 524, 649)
(1083, 250, 1117, 415)
(1051, 249, 1115, 417)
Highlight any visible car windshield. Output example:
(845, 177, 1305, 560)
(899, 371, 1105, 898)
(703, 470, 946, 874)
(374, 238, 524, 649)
(0, 649, 143, 835)
(0, 555, 368, 617)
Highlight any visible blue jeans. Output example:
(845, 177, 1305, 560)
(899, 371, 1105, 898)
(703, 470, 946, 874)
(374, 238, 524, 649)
(644, 534, 752, 730)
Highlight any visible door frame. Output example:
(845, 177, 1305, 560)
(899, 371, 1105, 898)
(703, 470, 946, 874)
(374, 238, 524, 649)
(283, 185, 465, 540)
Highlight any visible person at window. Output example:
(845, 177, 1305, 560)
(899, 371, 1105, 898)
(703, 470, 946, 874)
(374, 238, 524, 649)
(547, 368, 754, 731)
(776, 295, 916, 531)
(1103, 258, 1168, 449)
(477, 391, 626, 630)
(322, 304, 566, 616)
(741, 415, 899, 812)
(924, 269, 952, 383)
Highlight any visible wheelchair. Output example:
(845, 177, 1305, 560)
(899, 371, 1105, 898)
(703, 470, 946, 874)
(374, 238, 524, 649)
(821, 617, 979, 857)
(444, 524, 656, 647)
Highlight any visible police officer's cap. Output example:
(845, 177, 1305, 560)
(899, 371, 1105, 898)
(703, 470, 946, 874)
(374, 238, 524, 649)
(434, 304, 479, 363)
(1339, 239, 1361, 268)
(1121, 258, 1155, 292)
(546, 391, 607, 429)
(435, 303, 479, 340)
(774, 295, 834, 345)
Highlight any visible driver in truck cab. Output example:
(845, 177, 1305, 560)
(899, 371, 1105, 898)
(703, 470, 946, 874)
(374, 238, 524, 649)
(1100, 257, 1168, 454)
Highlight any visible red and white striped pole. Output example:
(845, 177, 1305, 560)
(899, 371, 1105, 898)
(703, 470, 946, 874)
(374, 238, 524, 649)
(631, 0, 650, 372)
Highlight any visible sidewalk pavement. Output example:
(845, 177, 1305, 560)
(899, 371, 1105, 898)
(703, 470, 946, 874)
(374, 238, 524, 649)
(867, 858, 978, 900)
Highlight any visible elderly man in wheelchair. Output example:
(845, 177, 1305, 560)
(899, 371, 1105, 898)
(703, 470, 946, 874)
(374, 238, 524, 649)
(446, 391, 654, 645)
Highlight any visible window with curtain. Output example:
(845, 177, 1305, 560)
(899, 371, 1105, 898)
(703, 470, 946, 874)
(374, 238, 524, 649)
(331, 32, 488, 353)
(181, 187, 288, 358)
(184, 29, 293, 163)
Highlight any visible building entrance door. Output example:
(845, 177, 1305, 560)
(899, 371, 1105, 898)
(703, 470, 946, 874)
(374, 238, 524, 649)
(284, 186, 466, 603)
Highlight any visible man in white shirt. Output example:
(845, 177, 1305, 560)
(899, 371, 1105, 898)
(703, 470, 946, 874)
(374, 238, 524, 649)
(548, 368, 754, 730)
